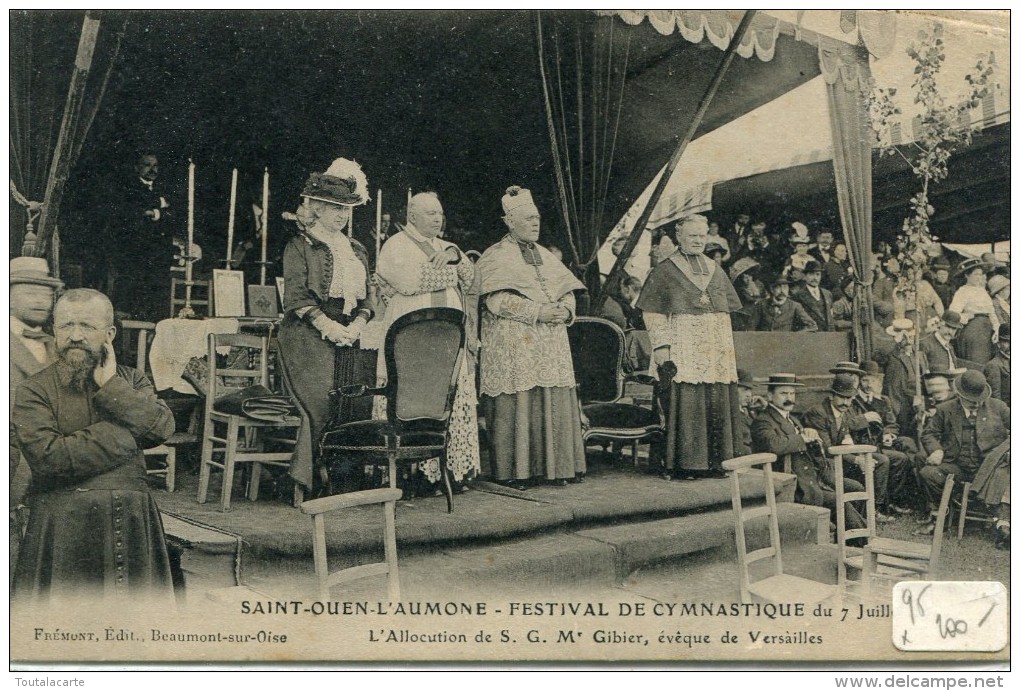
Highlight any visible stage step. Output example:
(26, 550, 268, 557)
(236, 501, 830, 603)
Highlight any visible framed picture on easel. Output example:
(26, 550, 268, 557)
(212, 269, 246, 317)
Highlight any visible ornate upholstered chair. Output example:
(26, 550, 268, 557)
(566, 317, 664, 468)
(319, 307, 466, 513)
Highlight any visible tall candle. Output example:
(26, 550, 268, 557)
(260, 167, 269, 285)
(348, 203, 354, 238)
(226, 167, 238, 267)
(187, 159, 195, 279)
(375, 188, 383, 261)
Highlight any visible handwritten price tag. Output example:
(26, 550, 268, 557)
(893, 581, 1007, 652)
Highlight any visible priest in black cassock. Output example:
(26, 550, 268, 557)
(637, 214, 743, 478)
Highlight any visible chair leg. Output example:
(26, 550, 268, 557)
(311, 513, 329, 601)
(861, 546, 876, 600)
(221, 417, 240, 511)
(958, 489, 969, 540)
(165, 446, 176, 493)
(439, 455, 454, 514)
(383, 500, 400, 601)
(631, 440, 639, 468)
(197, 423, 215, 504)
(293, 483, 304, 507)
(249, 462, 262, 502)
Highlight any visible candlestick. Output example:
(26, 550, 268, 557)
(375, 189, 383, 262)
(347, 203, 354, 238)
(179, 158, 196, 318)
(260, 167, 269, 285)
(226, 167, 237, 268)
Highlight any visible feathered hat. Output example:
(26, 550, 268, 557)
(301, 158, 369, 206)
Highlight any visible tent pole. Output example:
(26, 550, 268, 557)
(594, 10, 756, 313)
(34, 10, 102, 257)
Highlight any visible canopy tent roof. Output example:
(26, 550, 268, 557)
(33, 9, 837, 262)
(712, 120, 1010, 244)
(597, 9, 1008, 272)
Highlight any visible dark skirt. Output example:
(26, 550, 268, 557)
(278, 301, 376, 490)
(13, 489, 174, 606)
(956, 315, 995, 365)
(659, 381, 740, 472)
(481, 386, 586, 481)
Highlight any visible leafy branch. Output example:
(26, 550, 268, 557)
(866, 22, 996, 300)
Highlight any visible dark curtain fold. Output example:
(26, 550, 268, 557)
(825, 42, 874, 361)
(536, 11, 630, 291)
(9, 10, 126, 259)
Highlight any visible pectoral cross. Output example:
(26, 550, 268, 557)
(699, 291, 711, 306)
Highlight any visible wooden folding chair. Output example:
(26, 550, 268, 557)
(197, 332, 301, 510)
(301, 488, 402, 601)
(721, 452, 839, 605)
(830, 444, 953, 597)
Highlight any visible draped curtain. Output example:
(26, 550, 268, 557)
(9, 10, 125, 259)
(824, 41, 874, 361)
(535, 11, 631, 292)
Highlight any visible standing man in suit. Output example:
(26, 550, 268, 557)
(792, 261, 834, 331)
(929, 256, 954, 310)
(104, 152, 176, 321)
(750, 276, 818, 332)
(918, 370, 1010, 540)
(919, 310, 963, 372)
(983, 325, 1010, 403)
(883, 319, 928, 437)
(751, 373, 865, 529)
(9, 257, 63, 584)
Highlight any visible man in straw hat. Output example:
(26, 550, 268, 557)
(983, 324, 1010, 403)
(802, 373, 897, 522)
(882, 318, 928, 437)
(477, 185, 587, 489)
(918, 370, 1010, 543)
(9, 256, 64, 584)
(751, 373, 866, 529)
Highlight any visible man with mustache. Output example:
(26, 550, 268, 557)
(802, 373, 898, 522)
(12, 289, 176, 605)
(919, 370, 1010, 545)
(751, 374, 866, 529)
(749, 276, 818, 332)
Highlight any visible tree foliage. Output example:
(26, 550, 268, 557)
(866, 22, 996, 302)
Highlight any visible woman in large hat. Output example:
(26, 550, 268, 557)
(949, 258, 999, 365)
(278, 158, 376, 495)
